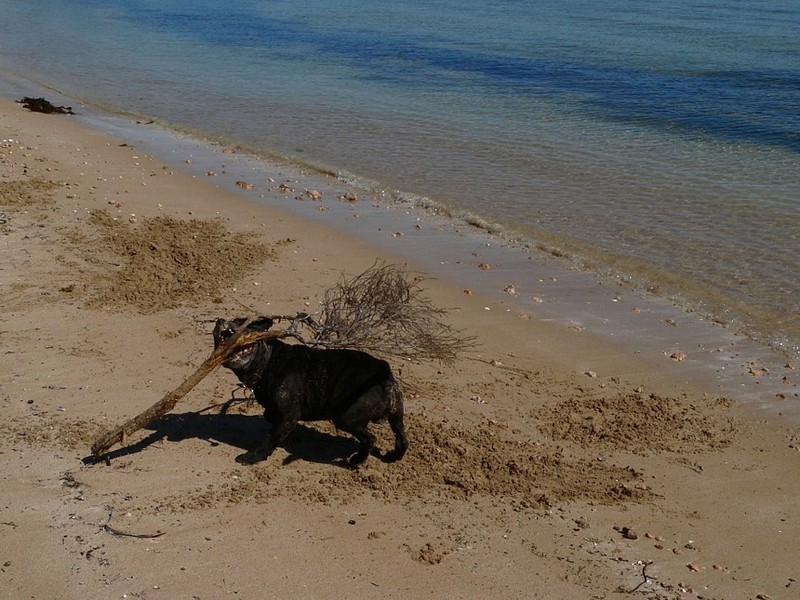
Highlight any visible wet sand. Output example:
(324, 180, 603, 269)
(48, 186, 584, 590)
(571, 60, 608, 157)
(1, 97, 799, 599)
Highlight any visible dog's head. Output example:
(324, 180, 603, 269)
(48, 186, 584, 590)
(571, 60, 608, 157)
(213, 317, 274, 371)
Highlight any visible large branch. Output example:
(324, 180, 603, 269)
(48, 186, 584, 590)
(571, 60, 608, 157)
(90, 325, 287, 456)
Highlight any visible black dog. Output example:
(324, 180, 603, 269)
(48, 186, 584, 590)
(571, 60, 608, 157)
(213, 317, 408, 466)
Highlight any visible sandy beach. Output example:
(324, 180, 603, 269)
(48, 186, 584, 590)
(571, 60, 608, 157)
(1, 96, 799, 599)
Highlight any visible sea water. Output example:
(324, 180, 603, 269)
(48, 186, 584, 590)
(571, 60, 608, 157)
(0, 0, 798, 362)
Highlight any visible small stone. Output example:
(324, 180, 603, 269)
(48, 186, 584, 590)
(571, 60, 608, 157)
(278, 183, 294, 193)
(687, 563, 700, 572)
(478, 263, 491, 270)
(670, 352, 687, 362)
(305, 188, 322, 200)
(235, 180, 253, 190)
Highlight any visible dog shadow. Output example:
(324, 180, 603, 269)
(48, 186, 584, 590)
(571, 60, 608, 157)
(83, 411, 361, 468)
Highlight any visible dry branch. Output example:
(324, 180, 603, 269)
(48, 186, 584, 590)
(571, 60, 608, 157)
(306, 262, 471, 363)
(90, 324, 288, 456)
(89, 262, 472, 457)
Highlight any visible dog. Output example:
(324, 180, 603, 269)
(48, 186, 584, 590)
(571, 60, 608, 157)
(213, 317, 408, 466)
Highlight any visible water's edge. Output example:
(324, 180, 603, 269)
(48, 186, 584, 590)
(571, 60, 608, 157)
(2, 78, 798, 422)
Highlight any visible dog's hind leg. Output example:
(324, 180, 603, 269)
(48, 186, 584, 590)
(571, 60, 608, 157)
(335, 401, 378, 467)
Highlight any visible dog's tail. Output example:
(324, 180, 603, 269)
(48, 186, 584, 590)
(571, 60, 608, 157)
(383, 376, 408, 462)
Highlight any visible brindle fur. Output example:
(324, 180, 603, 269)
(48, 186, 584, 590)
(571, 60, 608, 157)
(213, 317, 408, 466)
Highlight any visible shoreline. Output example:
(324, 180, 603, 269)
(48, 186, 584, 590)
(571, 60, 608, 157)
(2, 96, 800, 599)
(52, 91, 799, 422)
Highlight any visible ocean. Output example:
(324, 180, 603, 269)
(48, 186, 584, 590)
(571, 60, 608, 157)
(0, 0, 798, 363)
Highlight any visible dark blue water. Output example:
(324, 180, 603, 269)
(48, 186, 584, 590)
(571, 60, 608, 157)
(0, 0, 798, 358)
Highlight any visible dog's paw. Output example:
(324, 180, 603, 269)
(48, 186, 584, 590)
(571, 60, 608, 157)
(235, 451, 260, 465)
(347, 451, 369, 468)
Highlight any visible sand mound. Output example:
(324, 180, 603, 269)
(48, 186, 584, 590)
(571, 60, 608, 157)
(77, 210, 276, 312)
(0, 177, 61, 207)
(150, 412, 650, 512)
(540, 392, 737, 454)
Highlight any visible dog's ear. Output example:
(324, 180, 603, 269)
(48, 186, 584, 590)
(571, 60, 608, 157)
(249, 317, 274, 331)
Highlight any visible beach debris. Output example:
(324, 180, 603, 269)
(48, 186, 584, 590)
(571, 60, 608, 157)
(503, 284, 516, 295)
(478, 262, 491, 270)
(278, 182, 294, 193)
(305, 188, 322, 200)
(16, 96, 75, 115)
(101, 511, 165, 539)
(625, 560, 655, 594)
(613, 525, 638, 540)
(339, 191, 358, 202)
(748, 361, 768, 377)
(206, 171, 217, 177)
(235, 180, 253, 190)
(670, 352, 687, 362)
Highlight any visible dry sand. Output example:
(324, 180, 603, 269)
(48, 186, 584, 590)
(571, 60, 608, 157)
(1, 97, 799, 599)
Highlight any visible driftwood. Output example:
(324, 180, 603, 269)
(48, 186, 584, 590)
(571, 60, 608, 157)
(90, 324, 288, 456)
(89, 262, 472, 458)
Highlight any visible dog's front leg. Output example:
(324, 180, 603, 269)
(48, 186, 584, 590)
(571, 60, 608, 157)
(235, 435, 276, 464)
(235, 408, 297, 465)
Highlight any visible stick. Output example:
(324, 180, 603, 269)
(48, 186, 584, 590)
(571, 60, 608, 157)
(89, 325, 287, 457)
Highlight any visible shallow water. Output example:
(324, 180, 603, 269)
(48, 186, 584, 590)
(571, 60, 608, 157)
(0, 0, 798, 360)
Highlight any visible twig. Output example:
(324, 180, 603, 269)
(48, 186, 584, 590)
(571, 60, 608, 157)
(101, 512, 165, 539)
(628, 560, 655, 593)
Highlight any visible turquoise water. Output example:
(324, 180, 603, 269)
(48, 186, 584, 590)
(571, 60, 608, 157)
(0, 0, 798, 358)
